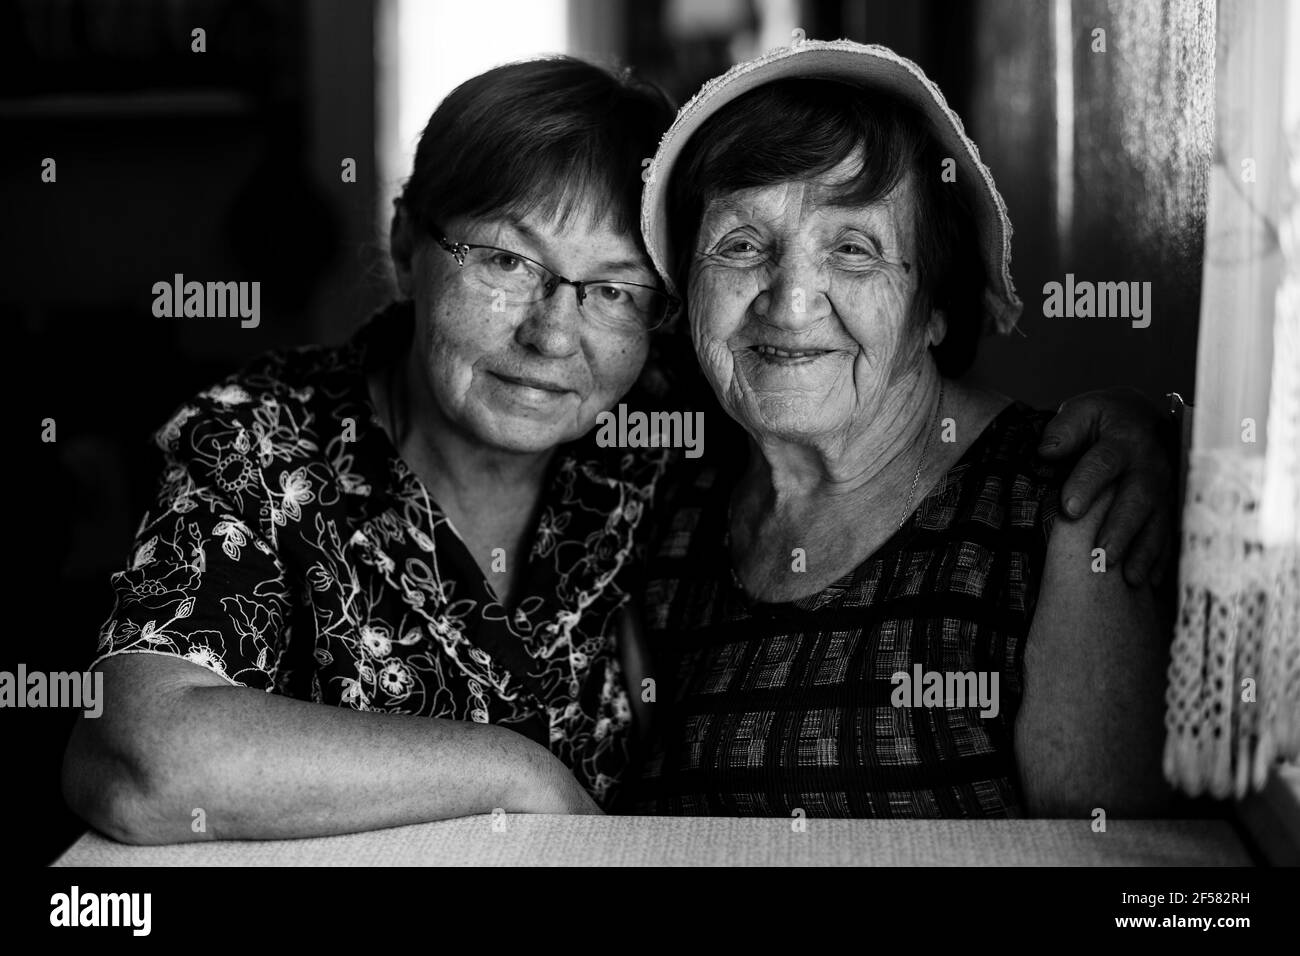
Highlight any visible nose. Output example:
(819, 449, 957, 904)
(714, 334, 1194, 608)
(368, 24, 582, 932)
(515, 284, 583, 358)
(752, 253, 831, 329)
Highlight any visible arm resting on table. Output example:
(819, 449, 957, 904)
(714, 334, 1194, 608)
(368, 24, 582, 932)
(62, 653, 598, 846)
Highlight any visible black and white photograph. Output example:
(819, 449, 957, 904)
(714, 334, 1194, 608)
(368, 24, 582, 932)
(1, 0, 1297, 930)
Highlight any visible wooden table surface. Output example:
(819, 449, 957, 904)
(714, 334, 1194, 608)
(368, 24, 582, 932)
(53, 816, 1253, 866)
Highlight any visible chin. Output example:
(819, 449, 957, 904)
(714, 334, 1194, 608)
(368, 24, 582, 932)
(474, 412, 585, 455)
(740, 394, 837, 441)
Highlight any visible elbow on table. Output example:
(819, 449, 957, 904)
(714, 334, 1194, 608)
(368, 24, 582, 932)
(1019, 757, 1176, 820)
(61, 722, 192, 846)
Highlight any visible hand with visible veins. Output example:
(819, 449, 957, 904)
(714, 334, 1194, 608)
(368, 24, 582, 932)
(1037, 388, 1176, 587)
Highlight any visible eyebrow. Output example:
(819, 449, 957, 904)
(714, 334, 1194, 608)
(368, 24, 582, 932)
(702, 195, 758, 219)
(500, 215, 653, 280)
(704, 199, 902, 241)
(502, 215, 538, 241)
(595, 257, 652, 276)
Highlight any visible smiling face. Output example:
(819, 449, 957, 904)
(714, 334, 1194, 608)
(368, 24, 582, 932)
(394, 202, 654, 455)
(688, 153, 944, 447)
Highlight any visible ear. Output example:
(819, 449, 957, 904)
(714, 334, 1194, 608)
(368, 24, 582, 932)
(389, 202, 416, 299)
(926, 307, 948, 348)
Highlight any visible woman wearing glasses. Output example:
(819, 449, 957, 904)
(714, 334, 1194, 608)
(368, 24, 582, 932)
(64, 57, 1170, 843)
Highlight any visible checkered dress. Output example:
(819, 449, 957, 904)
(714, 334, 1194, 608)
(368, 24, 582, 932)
(633, 403, 1064, 817)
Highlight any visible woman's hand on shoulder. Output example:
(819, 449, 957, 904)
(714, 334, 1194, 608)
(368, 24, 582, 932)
(1037, 387, 1174, 587)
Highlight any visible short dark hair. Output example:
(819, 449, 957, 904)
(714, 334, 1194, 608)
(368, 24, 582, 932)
(666, 78, 985, 376)
(397, 57, 674, 251)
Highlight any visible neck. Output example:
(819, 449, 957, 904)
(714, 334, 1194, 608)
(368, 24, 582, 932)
(389, 345, 554, 518)
(743, 360, 944, 512)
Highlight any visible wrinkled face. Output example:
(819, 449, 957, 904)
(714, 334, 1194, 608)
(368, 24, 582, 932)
(395, 202, 654, 454)
(688, 153, 940, 445)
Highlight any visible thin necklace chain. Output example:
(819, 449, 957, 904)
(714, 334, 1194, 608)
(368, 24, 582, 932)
(899, 378, 945, 529)
(723, 377, 947, 549)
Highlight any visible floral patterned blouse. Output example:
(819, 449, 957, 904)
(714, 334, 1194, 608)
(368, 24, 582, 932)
(94, 302, 671, 808)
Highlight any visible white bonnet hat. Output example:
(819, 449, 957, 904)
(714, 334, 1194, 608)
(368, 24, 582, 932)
(640, 36, 1022, 334)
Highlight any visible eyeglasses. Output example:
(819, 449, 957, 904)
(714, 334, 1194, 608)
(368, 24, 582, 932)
(432, 227, 678, 334)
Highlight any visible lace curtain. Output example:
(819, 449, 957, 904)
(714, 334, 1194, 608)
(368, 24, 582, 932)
(1166, 0, 1300, 799)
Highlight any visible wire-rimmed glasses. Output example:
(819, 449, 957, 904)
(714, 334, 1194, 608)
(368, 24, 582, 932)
(433, 227, 678, 334)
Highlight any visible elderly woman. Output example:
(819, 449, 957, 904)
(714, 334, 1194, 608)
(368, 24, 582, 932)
(64, 54, 1167, 844)
(633, 40, 1171, 817)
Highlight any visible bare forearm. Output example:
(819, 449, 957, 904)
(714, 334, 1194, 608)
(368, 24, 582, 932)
(63, 661, 582, 844)
(1017, 608, 1170, 816)
(1016, 491, 1173, 817)
(149, 687, 550, 840)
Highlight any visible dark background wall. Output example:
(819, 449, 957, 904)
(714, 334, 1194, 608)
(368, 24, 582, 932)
(2, 0, 1211, 864)
(2, 0, 385, 864)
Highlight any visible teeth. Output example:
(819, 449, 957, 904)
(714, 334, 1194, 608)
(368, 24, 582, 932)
(754, 345, 821, 358)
